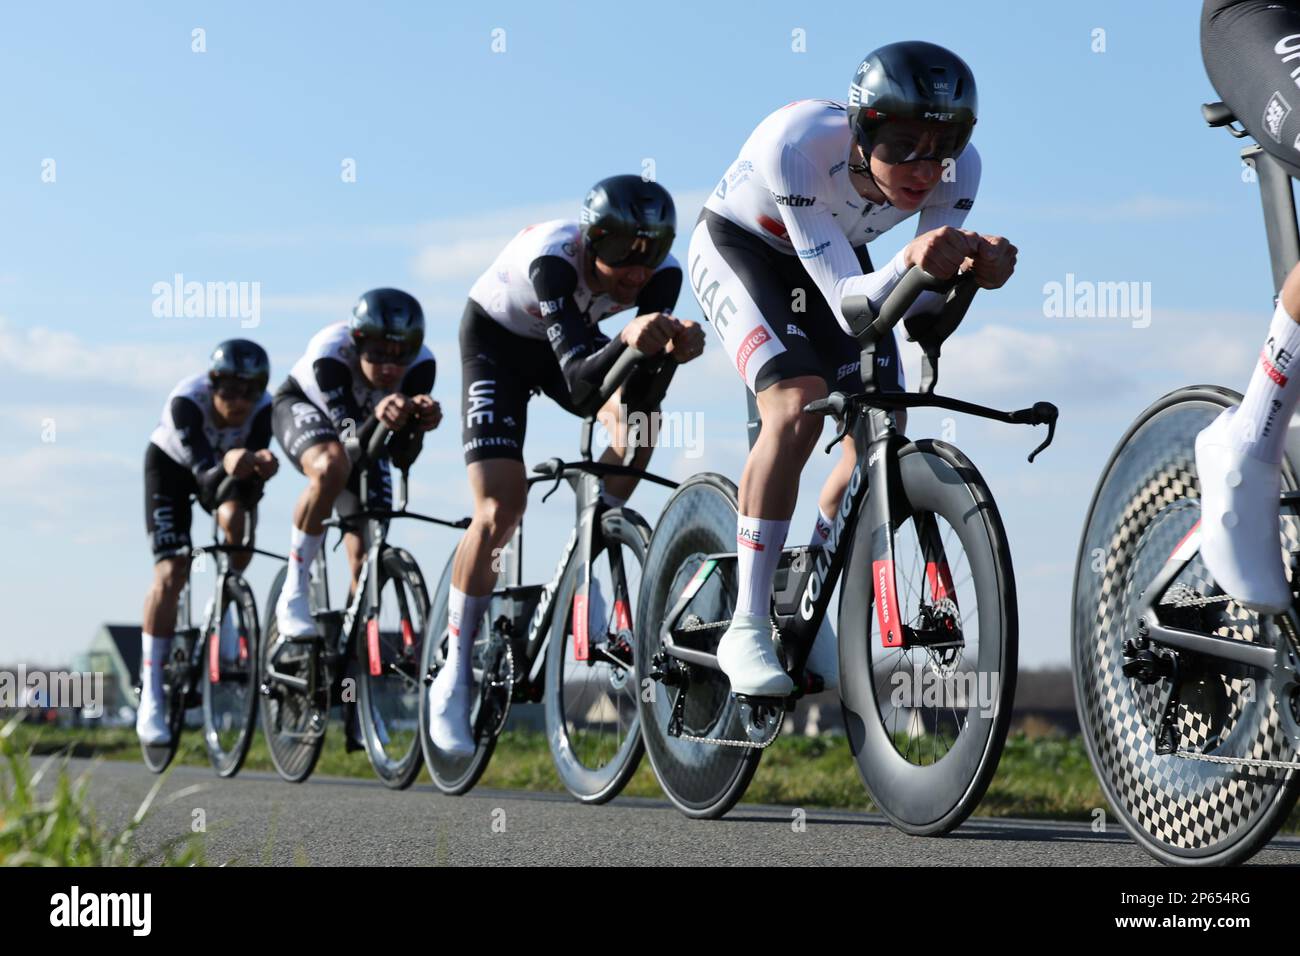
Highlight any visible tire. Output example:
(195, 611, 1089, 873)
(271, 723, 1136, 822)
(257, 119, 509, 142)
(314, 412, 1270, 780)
(634, 473, 763, 819)
(357, 547, 430, 790)
(201, 574, 260, 778)
(1072, 385, 1300, 866)
(543, 507, 649, 804)
(140, 633, 191, 774)
(259, 565, 327, 783)
(839, 439, 1017, 836)
(419, 553, 509, 795)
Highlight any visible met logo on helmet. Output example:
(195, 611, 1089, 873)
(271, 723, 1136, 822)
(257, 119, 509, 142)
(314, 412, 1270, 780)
(923, 111, 956, 121)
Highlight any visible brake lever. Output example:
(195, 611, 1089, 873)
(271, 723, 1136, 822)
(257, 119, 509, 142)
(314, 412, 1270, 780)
(1022, 402, 1059, 463)
(825, 411, 853, 454)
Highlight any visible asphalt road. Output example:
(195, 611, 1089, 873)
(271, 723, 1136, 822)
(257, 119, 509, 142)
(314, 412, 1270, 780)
(50, 757, 1300, 866)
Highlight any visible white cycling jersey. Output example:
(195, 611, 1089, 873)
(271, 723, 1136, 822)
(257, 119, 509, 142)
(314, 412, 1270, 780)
(150, 374, 272, 470)
(701, 98, 981, 333)
(467, 219, 681, 341)
(286, 321, 435, 425)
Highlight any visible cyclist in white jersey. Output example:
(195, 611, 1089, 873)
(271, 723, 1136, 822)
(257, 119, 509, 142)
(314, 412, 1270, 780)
(271, 289, 442, 646)
(689, 41, 1017, 695)
(138, 339, 278, 744)
(428, 176, 705, 755)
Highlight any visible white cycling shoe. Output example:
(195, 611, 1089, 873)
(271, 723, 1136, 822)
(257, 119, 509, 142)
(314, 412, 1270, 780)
(135, 689, 171, 745)
(427, 668, 476, 756)
(717, 613, 795, 697)
(276, 587, 318, 639)
(805, 615, 839, 691)
(1195, 407, 1292, 614)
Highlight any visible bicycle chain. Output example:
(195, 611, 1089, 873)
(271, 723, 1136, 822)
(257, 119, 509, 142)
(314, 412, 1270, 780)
(673, 730, 781, 750)
(1162, 584, 1234, 609)
(1173, 749, 1300, 771)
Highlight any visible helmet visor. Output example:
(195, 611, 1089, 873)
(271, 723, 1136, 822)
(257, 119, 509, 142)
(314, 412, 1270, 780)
(589, 230, 674, 270)
(864, 118, 973, 166)
(211, 375, 265, 401)
(357, 337, 417, 366)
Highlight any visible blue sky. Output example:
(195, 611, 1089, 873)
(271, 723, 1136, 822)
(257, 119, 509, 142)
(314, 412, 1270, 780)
(0, 0, 1279, 667)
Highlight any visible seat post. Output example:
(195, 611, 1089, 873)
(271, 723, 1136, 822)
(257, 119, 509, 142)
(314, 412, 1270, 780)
(1246, 145, 1300, 294)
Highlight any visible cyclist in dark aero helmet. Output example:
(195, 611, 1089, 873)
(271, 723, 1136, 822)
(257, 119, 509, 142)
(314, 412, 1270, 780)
(139, 339, 278, 745)
(428, 176, 706, 756)
(271, 288, 442, 658)
(689, 41, 1016, 697)
(1196, 0, 1300, 612)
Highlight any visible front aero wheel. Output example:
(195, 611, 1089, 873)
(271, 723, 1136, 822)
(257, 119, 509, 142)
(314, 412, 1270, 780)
(358, 547, 430, 790)
(202, 574, 260, 777)
(839, 439, 1017, 836)
(544, 508, 649, 803)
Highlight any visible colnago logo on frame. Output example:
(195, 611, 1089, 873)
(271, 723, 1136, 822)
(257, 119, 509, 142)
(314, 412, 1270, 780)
(49, 886, 151, 936)
(799, 464, 862, 620)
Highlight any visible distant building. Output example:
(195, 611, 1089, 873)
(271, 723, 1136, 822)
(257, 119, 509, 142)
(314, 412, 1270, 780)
(72, 624, 142, 721)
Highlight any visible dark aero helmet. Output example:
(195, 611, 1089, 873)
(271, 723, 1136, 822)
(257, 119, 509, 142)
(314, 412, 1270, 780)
(350, 288, 425, 363)
(580, 175, 676, 270)
(847, 41, 977, 166)
(209, 339, 270, 394)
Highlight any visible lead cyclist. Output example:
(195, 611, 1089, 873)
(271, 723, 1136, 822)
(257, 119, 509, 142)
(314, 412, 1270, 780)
(688, 41, 1017, 695)
(1195, 0, 1300, 613)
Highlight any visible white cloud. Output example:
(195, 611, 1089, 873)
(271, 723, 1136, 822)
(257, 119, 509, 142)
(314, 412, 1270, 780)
(0, 316, 201, 392)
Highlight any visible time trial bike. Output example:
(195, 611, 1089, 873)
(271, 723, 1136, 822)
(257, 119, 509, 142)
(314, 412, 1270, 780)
(635, 266, 1059, 829)
(1073, 101, 1300, 866)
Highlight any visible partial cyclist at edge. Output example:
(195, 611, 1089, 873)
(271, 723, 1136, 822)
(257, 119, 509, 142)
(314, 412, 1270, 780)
(688, 40, 1018, 696)
(428, 175, 706, 755)
(138, 339, 279, 744)
(1196, 0, 1300, 613)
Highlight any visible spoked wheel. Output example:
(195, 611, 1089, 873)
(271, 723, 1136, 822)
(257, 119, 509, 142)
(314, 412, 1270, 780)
(419, 555, 512, 795)
(1073, 385, 1300, 865)
(635, 473, 764, 819)
(544, 509, 649, 803)
(258, 566, 328, 783)
(357, 547, 430, 790)
(140, 633, 193, 774)
(201, 575, 260, 777)
(839, 439, 1017, 836)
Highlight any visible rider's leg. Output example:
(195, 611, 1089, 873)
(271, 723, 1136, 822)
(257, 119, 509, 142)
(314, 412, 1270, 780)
(430, 459, 527, 755)
(596, 386, 654, 504)
(215, 500, 253, 572)
(716, 376, 827, 696)
(1196, 265, 1300, 612)
(278, 441, 350, 636)
(138, 556, 189, 742)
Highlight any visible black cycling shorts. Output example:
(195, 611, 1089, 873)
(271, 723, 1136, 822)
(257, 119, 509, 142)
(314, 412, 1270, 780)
(458, 299, 668, 465)
(688, 210, 903, 396)
(143, 443, 260, 563)
(1203, 0, 1300, 178)
(271, 380, 392, 520)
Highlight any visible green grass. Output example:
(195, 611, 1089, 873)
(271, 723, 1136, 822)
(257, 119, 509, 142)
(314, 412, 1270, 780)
(15, 722, 1300, 832)
(0, 718, 204, 866)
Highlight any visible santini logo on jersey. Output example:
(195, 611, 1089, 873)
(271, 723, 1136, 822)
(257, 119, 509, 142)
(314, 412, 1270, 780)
(772, 192, 815, 207)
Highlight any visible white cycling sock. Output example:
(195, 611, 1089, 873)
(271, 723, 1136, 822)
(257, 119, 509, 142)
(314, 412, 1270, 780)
(808, 507, 835, 548)
(140, 631, 169, 699)
(447, 587, 491, 686)
(285, 526, 323, 597)
(1233, 300, 1300, 465)
(735, 514, 790, 618)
